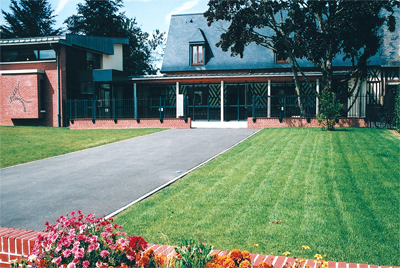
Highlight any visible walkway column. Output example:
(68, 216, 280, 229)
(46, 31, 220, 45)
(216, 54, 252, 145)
(221, 80, 224, 122)
(316, 79, 319, 115)
(267, 80, 271, 117)
(176, 82, 179, 118)
(134, 83, 138, 119)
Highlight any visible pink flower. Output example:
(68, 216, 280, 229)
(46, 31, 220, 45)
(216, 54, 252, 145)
(55, 244, 62, 253)
(74, 248, 84, 259)
(82, 260, 90, 268)
(79, 224, 87, 232)
(109, 244, 117, 250)
(88, 243, 96, 252)
(52, 256, 62, 265)
(67, 263, 76, 268)
(70, 211, 76, 216)
(127, 254, 135, 261)
(100, 250, 109, 258)
(95, 242, 100, 250)
(63, 249, 72, 258)
(101, 232, 111, 238)
(117, 238, 126, 246)
(105, 227, 113, 232)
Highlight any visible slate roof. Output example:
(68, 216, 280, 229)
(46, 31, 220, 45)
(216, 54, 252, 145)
(0, 34, 129, 55)
(161, 13, 385, 73)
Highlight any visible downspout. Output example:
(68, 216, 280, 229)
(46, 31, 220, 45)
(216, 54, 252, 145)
(50, 43, 61, 127)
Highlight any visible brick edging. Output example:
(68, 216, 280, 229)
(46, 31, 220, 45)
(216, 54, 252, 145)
(1, 228, 398, 268)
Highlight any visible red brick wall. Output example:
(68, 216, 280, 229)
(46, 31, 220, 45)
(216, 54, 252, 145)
(69, 118, 192, 129)
(0, 53, 66, 127)
(0, 228, 40, 268)
(0, 73, 40, 122)
(247, 117, 367, 128)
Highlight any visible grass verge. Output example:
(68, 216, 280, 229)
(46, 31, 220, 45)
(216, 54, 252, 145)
(114, 128, 399, 266)
(0, 126, 164, 168)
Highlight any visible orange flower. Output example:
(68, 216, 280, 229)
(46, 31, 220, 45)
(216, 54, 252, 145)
(156, 254, 166, 267)
(259, 262, 272, 268)
(144, 248, 155, 259)
(228, 249, 243, 263)
(140, 255, 150, 267)
(239, 260, 251, 268)
(242, 251, 251, 262)
(217, 255, 227, 266)
(223, 258, 236, 268)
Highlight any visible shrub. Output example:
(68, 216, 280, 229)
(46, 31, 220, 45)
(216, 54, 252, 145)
(174, 239, 214, 268)
(317, 88, 343, 131)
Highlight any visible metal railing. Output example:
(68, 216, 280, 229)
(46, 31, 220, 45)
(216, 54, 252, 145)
(66, 97, 179, 122)
(252, 95, 317, 121)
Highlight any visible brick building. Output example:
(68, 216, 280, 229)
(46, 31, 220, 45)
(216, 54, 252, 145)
(0, 35, 128, 127)
(1, 13, 399, 129)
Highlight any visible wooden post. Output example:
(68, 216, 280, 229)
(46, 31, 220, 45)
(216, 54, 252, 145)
(221, 80, 224, 122)
(134, 83, 138, 119)
(316, 79, 319, 115)
(268, 80, 271, 117)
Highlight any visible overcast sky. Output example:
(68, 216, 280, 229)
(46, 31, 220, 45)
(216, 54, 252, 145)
(0, 0, 210, 35)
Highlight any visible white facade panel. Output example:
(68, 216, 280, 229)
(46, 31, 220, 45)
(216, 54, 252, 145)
(102, 44, 123, 71)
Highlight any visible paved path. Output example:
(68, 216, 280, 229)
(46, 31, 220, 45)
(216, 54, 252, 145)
(0, 128, 259, 231)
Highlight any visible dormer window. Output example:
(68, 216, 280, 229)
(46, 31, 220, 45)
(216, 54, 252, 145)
(191, 44, 204, 65)
(276, 51, 289, 63)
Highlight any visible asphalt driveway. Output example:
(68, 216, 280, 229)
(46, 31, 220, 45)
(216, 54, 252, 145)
(1, 128, 259, 231)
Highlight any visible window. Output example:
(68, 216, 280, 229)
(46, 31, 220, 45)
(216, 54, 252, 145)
(276, 52, 289, 63)
(1, 48, 55, 62)
(191, 45, 204, 65)
(86, 52, 101, 70)
(38, 50, 56, 59)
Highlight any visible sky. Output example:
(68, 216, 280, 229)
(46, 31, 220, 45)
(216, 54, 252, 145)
(0, 0, 210, 35)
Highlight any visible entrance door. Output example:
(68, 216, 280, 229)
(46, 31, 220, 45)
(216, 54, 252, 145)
(224, 84, 248, 121)
(98, 84, 111, 118)
(185, 84, 221, 121)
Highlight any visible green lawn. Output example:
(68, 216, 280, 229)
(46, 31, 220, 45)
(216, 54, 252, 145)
(114, 128, 400, 266)
(0, 126, 164, 168)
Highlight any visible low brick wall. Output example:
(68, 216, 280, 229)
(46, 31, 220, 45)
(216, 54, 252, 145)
(0, 228, 40, 267)
(69, 118, 191, 129)
(248, 117, 367, 128)
(0, 228, 398, 268)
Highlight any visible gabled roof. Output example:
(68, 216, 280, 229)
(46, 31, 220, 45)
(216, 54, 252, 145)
(0, 34, 129, 55)
(161, 13, 384, 73)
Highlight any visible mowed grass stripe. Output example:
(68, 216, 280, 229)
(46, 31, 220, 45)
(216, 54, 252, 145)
(115, 128, 399, 266)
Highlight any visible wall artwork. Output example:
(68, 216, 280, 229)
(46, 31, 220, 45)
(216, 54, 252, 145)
(9, 81, 31, 112)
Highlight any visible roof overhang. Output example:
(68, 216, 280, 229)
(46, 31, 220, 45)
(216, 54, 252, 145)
(127, 71, 348, 84)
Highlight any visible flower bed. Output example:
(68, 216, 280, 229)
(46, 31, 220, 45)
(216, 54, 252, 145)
(4, 212, 357, 268)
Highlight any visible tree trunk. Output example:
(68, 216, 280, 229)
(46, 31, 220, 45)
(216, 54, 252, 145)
(290, 55, 306, 117)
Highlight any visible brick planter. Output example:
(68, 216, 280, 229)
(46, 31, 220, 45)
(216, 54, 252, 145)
(1, 228, 398, 268)
(69, 118, 191, 129)
(247, 117, 367, 128)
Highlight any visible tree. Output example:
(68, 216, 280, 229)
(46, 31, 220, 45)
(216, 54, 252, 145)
(122, 18, 165, 75)
(65, 0, 165, 75)
(1, 0, 62, 38)
(204, 0, 399, 107)
(64, 0, 126, 37)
